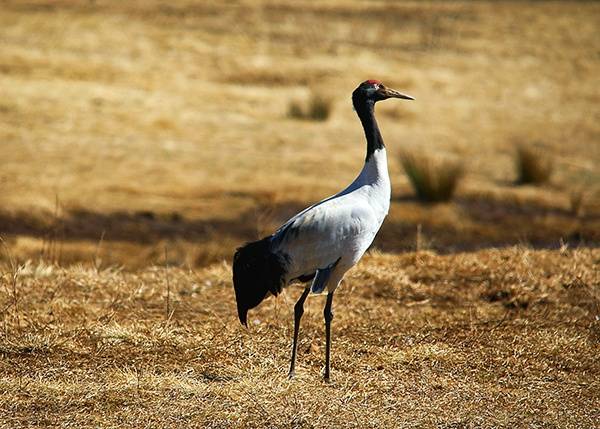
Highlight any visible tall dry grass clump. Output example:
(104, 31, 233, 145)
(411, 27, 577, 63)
(288, 92, 332, 121)
(515, 144, 554, 185)
(400, 152, 464, 202)
(568, 188, 586, 217)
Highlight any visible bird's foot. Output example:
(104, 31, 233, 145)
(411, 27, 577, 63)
(288, 370, 295, 380)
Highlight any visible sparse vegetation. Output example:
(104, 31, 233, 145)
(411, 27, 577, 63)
(0, 0, 598, 267)
(400, 152, 464, 202)
(1, 249, 599, 428)
(288, 93, 332, 121)
(287, 100, 303, 119)
(515, 144, 554, 185)
(569, 188, 586, 217)
(0, 1, 599, 427)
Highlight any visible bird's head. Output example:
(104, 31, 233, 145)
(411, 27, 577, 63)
(352, 79, 414, 106)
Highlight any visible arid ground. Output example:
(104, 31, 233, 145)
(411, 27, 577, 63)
(0, 1, 599, 428)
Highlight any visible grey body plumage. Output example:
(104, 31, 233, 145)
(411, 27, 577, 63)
(232, 80, 414, 380)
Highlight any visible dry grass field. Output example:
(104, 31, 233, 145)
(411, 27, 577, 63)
(1, 0, 599, 427)
(1, 250, 599, 428)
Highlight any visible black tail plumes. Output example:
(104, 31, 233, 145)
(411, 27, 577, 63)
(232, 237, 287, 326)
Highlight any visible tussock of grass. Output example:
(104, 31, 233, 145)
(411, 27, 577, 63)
(287, 100, 304, 119)
(287, 93, 332, 121)
(569, 188, 585, 217)
(400, 152, 464, 202)
(515, 144, 554, 185)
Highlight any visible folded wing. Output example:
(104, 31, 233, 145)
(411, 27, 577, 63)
(271, 193, 378, 282)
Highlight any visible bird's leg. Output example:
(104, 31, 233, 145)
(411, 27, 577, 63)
(288, 286, 310, 379)
(323, 291, 334, 382)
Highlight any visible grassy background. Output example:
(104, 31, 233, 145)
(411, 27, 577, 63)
(0, 1, 599, 427)
(1, 0, 598, 267)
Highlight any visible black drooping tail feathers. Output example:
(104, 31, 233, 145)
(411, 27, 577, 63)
(232, 237, 288, 326)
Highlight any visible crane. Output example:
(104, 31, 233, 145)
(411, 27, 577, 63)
(233, 80, 414, 381)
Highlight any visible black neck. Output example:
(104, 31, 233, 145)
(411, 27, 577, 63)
(353, 98, 384, 162)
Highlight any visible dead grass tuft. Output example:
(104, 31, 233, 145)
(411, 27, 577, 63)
(288, 93, 332, 121)
(568, 188, 586, 217)
(515, 144, 554, 185)
(400, 152, 464, 202)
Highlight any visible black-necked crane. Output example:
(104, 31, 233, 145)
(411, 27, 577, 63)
(233, 80, 414, 381)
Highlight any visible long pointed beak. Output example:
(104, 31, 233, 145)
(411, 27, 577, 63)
(382, 88, 414, 100)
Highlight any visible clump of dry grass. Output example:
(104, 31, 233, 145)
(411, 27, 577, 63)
(288, 93, 332, 121)
(568, 188, 586, 217)
(287, 100, 305, 119)
(515, 144, 554, 185)
(400, 152, 464, 202)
